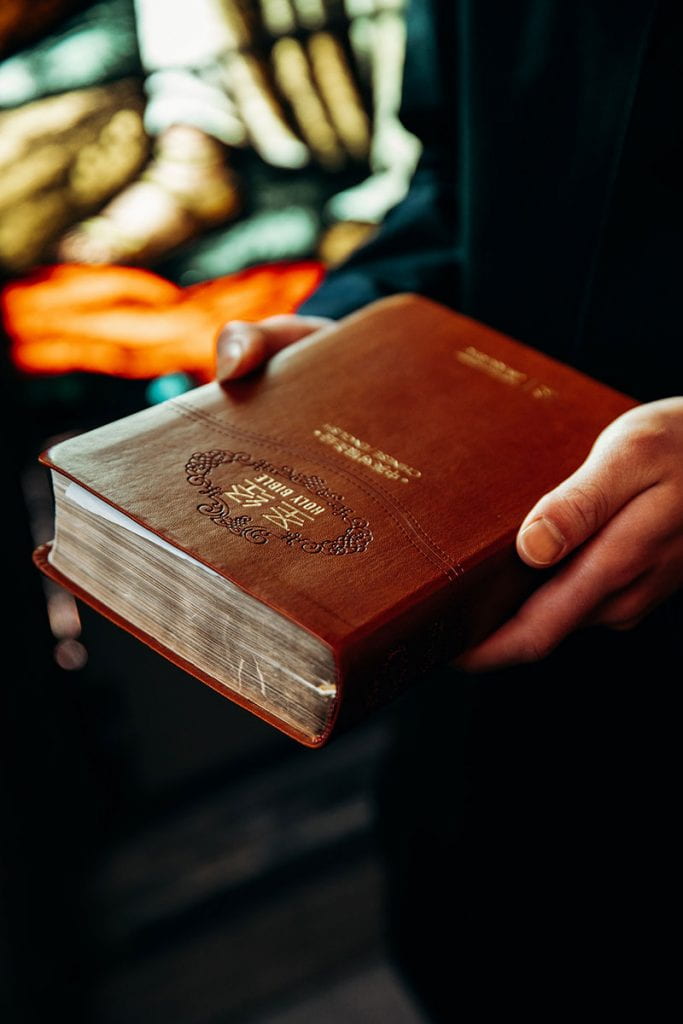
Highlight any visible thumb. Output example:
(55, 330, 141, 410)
(516, 419, 653, 567)
(216, 314, 333, 380)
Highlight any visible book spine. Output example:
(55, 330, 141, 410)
(328, 541, 539, 739)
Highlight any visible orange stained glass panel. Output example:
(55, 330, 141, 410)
(2, 261, 325, 381)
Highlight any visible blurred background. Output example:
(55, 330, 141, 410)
(0, 2, 428, 1021)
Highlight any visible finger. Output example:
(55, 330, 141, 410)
(216, 315, 333, 380)
(454, 559, 596, 672)
(606, 614, 647, 631)
(591, 547, 683, 630)
(516, 413, 659, 568)
(458, 481, 673, 672)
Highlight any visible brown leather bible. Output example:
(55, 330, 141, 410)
(34, 294, 637, 746)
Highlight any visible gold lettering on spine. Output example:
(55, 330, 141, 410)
(456, 346, 557, 398)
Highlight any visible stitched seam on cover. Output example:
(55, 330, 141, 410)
(172, 401, 463, 580)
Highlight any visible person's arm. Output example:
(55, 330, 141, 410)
(298, 159, 462, 319)
(299, 0, 463, 320)
(217, 0, 464, 374)
(214, 148, 464, 372)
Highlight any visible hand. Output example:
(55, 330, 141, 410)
(216, 314, 333, 379)
(457, 396, 683, 672)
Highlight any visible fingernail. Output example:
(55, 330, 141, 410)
(518, 517, 565, 565)
(217, 339, 244, 378)
(217, 325, 250, 378)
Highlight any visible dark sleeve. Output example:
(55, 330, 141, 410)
(299, 0, 463, 320)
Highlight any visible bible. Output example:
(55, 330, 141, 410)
(34, 294, 636, 746)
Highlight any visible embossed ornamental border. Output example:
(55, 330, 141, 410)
(185, 449, 373, 555)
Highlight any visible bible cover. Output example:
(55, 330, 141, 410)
(34, 293, 637, 746)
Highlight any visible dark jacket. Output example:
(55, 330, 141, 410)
(300, 7, 682, 1015)
(302, 0, 682, 401)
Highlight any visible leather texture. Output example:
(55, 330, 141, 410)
(37, 294, 637, 744)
